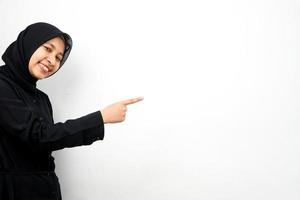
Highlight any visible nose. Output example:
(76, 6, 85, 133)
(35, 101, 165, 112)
(47, 55, 56, 66)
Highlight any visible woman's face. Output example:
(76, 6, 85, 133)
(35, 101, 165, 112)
(28, 37, 65, 79)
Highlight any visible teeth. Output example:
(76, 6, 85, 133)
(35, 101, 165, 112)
(42, 65, 49, 72)
(40, 64, 49, 72)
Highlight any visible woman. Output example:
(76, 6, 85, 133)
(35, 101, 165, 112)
(0, 22, 143, 200)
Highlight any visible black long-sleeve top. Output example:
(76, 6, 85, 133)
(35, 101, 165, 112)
(0, 71, 105, 199)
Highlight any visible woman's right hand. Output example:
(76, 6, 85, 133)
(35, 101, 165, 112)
(100, 97, 144, 124)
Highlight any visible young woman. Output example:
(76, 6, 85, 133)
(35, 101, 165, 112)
(0, 22, 143, 200)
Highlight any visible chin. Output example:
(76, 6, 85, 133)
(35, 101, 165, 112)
(34, 69, 50, 80)
(39, 75, 49, 80)
(32, 72, 46, 80)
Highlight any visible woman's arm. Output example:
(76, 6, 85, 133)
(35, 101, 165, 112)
(0, 79, 104, 152)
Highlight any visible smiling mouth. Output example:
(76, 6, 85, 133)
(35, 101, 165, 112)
(39, 63, 50, 73)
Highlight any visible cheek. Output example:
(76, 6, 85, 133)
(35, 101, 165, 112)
(28, 55, 37, 73)
(28, 51, 42, 67)
(30, 47, 46, 61)
(53, 65, 60, 73)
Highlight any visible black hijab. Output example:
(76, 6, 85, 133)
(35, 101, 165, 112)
(1, 22, 72, 93)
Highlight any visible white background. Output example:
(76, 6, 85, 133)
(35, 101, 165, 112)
(1, 0, 300, 199)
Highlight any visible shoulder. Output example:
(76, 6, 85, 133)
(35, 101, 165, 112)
(0, 74, 19, 99)
(36, 88, 53, 110)
(36, 88, 49, 99)
(0, 73, 12, 86)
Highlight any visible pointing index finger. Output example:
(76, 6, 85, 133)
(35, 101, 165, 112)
(122, 96, 144, 105)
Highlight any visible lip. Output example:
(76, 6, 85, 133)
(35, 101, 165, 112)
(38, 62, 50, 73)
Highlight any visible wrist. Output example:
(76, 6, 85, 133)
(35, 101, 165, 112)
(100, 110, 108, 124)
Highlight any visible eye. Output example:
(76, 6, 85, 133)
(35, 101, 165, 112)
(43, 46, 51, 52)
(56, 56, 62, 62)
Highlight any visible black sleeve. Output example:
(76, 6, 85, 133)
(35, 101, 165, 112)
(0, 80, 105, 152)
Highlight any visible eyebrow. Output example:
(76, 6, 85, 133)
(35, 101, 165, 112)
(46, 43, 64, 57)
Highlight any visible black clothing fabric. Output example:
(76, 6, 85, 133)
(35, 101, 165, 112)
(0, 22, 104, 200)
